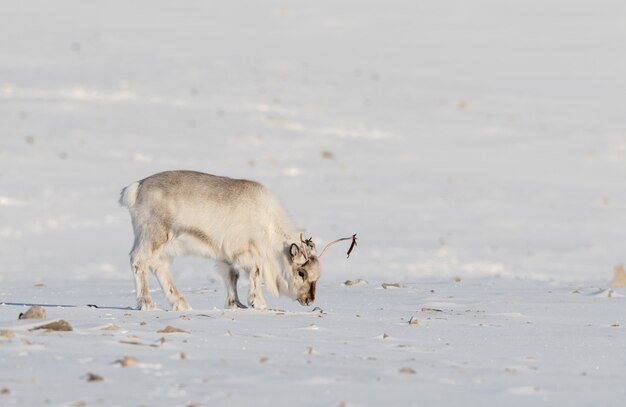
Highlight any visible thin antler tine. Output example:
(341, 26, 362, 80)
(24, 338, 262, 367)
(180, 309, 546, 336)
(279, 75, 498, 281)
(299, 232, 308, 260)
(318, 234, 358, 258)
(346, 234, 357, 258)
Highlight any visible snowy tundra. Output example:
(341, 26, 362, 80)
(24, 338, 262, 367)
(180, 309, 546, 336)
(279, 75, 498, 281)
(1, 0, 626, 406)
(120, 170, 323, 311)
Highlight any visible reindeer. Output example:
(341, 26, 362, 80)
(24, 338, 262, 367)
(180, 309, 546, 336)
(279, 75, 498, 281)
(119, 170, 355, 311)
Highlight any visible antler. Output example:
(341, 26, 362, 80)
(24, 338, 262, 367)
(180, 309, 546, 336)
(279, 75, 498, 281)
(318, 234, 358, 259)
(299, 233, 309, 261)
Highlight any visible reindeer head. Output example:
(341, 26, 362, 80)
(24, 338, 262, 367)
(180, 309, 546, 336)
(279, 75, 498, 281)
(287, 233, 357, 306)
(288, 236, 320, 306)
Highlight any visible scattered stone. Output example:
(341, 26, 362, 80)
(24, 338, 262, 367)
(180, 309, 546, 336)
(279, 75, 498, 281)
(383, 333, 390, 339)
(120, 340, 150, 347)
(18, 305, 46, 320)
(120, 337, 165, 348)
(610, 264, 626, 287)
(344, 279, 367, 286)
(0, 330, 15, 338)
(259, 356, 269, 363)
(158, 325, 189, 334)
(31, 320, 73, 332)
(69, 402, 87, 407)
(408, 316, 419, 325)
(33, 283, 45, 288)
(382, 283, 401, 289)
(86, 373, 103, 382)
(399, 367, 416, 374)
(1, 387, 10, 395)
(179, 352, 187, 360)
(421, 307, 443, 313)
(115, 356, 140, 367)
(321, 150, 335, 159)
(306, 346, 316, 354)
(100, 324, 120, 331)
(140, 321, 147, 326)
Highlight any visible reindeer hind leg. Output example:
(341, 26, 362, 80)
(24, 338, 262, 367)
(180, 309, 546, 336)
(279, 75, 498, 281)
(151, 252, 192, 311)
(130, 238, 156, 311)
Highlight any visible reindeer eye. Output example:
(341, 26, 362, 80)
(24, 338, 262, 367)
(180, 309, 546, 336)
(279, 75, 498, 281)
(298, 270, 306, 279)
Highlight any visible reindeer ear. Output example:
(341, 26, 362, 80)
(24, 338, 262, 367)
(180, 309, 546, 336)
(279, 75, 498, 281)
(289, 243, 300, 259)
(289, 243, 307, 265)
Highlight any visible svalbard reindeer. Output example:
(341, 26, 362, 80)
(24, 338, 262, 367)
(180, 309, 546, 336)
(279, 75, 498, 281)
(119, 170, 356, 311)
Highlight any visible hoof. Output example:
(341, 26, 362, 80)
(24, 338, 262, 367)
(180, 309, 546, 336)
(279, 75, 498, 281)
(173, 299, 192, 311)
(137, 298, 156, 311)
(249, 299, 267, 310)
(227, 299, 248, 309)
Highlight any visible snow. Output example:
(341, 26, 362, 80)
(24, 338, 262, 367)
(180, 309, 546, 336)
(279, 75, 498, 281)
(1, 0, 626, 406)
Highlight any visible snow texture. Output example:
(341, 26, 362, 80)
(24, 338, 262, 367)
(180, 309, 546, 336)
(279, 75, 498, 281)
(1, 0, 625, 406)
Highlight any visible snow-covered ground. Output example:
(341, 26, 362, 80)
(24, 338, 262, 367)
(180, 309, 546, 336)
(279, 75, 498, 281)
(1, 1, 625, 406)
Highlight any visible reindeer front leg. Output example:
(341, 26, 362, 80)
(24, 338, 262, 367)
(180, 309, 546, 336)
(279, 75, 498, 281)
(248, 267, 267, 310)
(218, 262, 247, 309)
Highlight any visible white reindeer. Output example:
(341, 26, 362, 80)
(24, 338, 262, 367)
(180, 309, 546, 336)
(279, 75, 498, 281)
(119, 170, 354, 311)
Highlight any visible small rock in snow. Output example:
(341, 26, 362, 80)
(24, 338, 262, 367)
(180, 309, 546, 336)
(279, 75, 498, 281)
(32, 320, 73, 331)
(398, 367, 416, 374)
(382, 283, 401, 289)
(344, 279, 367, 286)
(610, 264, 626, 287)
(18, 305, 46, 320)
(157, 325, 189, 334)
(408, 316, 419, 325)
(0, 329, 16, 338)
(115, 356, 140, 367)
(86, 373, 103, 382)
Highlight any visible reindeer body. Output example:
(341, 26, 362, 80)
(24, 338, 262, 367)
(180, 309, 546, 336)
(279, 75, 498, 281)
(120, 170, 320, 310)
